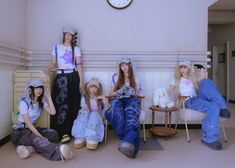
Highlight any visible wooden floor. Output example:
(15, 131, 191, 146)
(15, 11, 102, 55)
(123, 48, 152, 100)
(0, 103, 234, 168)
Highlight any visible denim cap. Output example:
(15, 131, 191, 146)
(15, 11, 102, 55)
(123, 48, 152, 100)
(119, 57, 131, 64)
(178, 60, 191, 67)
(63, 26, 76, 35)
(87, 77, 100, 89)
(28, 79, 44, 87)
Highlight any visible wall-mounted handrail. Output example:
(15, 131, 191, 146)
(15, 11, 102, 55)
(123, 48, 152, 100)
(0, 42, 31, 67)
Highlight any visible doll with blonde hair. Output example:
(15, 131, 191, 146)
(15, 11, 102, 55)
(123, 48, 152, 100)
(168, 60, 231, 150)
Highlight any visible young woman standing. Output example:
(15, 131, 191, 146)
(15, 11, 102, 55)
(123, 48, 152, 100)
(45, 26, 83, 143)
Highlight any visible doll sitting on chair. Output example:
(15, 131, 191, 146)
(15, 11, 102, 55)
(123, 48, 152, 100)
(71, 77, 106, 150)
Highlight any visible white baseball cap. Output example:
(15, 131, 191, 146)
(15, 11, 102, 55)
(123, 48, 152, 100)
(62, 26, 77, 35)
(28, 79, 44, 87)
(119, 57, 131, 64)
(178, 60, 191, 67)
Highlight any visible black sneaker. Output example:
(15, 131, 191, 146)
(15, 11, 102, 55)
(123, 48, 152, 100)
(201, 140, 222, 150)
(220, 109, 231, 118)
(118, 142, 136, 159)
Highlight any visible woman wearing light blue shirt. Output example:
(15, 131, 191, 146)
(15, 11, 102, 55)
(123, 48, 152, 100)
(11, 79, 73, 161)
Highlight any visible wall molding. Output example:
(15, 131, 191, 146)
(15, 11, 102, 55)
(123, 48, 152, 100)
(29, 50, 209, 70)
(0, 42, 31, 68)
(0, 135, 10, 147)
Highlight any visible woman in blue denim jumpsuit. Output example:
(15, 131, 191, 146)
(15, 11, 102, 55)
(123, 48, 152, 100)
(105, 57, 142, 158)
(168, 61, 231, 150)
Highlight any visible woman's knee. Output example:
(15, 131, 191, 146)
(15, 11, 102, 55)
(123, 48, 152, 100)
(111, 99, 122, 107)
(207, 104, 220, 116)
(200, 79, 216, 89)
(48, 129, 59, 143)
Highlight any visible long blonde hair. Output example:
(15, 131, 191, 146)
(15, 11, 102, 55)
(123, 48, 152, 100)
(84, 83, 103, 112)
(174, 64, 198, 96)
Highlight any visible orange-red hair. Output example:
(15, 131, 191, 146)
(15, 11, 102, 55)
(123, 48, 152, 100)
(114, 63, 136, 91)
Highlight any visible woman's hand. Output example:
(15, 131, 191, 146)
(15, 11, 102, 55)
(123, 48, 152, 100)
(97, 95, 105, 100)
(44, 87, 56, 115)
(43, 56, 57, 76)
(44, 87, 51, 99)
(43, 68, 50, 76)
(79, 82, 83, 94)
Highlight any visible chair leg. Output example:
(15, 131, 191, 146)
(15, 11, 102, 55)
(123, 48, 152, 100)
(175, 110, 179, 130)
(142, 122, 146, 143)
(220, 119, 228, 143)
(185, 121, 190, 142)
(105, 120, 108, 143)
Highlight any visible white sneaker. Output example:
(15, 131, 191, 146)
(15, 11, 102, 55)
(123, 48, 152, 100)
(74, 138, 86, 149)
(16, 145, 31, 159)
(86, 140, 98, 150)
(59, 144, 74, 161)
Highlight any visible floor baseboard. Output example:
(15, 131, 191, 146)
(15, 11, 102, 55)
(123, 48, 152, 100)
(0, 135, 10, 147)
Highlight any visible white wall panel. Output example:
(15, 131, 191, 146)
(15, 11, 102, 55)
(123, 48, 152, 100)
(0, 70, 13, 139)
(0, 0, 26, 140)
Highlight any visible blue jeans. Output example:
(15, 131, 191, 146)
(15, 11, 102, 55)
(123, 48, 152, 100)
(105, 97, 140, 153)
(71, 108, 104, 142)
(185, 79, 227, 143)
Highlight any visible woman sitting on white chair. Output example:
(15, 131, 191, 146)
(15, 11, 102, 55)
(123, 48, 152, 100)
(168, 60, 231, 150)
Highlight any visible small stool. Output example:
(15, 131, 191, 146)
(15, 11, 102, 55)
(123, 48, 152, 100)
(149, 106, 177, 137)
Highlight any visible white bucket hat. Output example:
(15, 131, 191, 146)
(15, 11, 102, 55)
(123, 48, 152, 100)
(178, 60, 191, 67)
(28, 79, 44, 87)
(24, 79, 44, 105)
(62, 26, 77, 35)
(119, 57, 132, 64)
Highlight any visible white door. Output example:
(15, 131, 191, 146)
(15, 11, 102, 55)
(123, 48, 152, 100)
(211, 41, 229, 101)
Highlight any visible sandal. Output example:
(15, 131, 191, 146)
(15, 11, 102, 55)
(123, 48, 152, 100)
(60, 134, 71, 143)
(74, 138, 86, 149)
(86, 140, 98, 150)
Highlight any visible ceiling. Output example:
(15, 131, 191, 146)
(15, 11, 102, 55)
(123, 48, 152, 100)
(209, 0, 235, 24)
(209, 0, 235, 9)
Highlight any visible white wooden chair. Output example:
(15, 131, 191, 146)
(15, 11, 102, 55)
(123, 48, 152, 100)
(177, 96, 228, 142)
